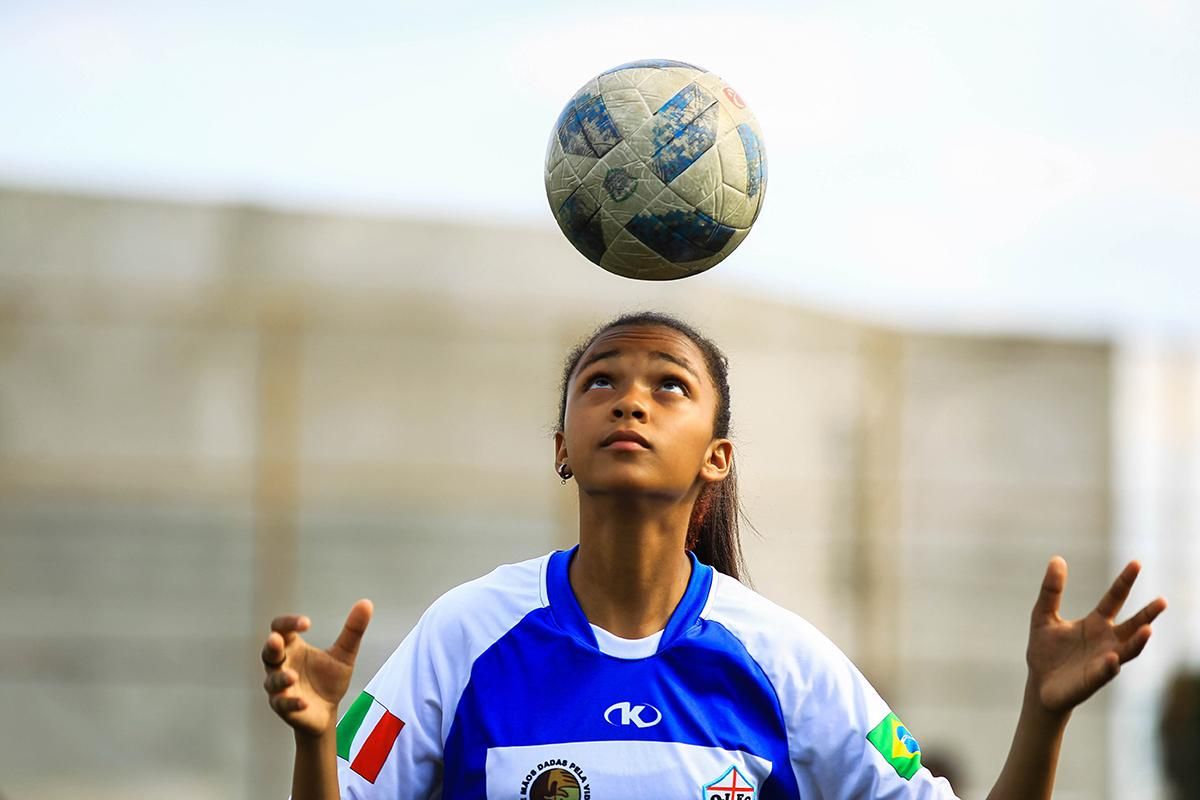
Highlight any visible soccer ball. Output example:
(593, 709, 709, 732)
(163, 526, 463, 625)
(544, 59, 767, 281)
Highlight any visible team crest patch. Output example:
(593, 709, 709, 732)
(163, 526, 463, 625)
(866, 711, 922, 780)
(520, 759, 591, 800)
(703, 765, 756, 800)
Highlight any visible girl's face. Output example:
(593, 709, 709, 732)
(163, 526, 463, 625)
(555, 325, 731, 499)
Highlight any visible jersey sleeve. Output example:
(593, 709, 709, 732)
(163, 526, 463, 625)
(327, 555, 548, 799)
(795, 638, 960, 799)
(705, 574, 960, 799)
(333, 602, 451, 800)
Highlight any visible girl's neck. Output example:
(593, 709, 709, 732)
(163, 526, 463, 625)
(569, 499, 693, 640)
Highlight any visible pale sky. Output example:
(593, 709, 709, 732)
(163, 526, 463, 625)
(2, 0, 1197, 336)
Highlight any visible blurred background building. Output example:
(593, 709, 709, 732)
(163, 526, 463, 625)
(1, 187, 1196, 799)
(2, 2, 1198, 798)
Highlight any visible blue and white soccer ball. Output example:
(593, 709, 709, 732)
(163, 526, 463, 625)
(544, 59, 767, 281)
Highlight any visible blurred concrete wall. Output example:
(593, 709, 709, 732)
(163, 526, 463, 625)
(0, 188, 1119, 799)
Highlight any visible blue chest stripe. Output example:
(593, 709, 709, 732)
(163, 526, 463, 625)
(440, 551, 803, 798)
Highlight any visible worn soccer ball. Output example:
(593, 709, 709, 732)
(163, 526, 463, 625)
(544, 59, 767, 281)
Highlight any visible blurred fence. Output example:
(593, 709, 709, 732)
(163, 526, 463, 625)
(0, 187, 1194, 799)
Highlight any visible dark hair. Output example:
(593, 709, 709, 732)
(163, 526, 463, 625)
(555, 311, 748, 581)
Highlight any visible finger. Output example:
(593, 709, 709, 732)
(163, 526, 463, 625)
(1115, 596, 1168, 639)
(263, 667, 297, 695)
(270, 614, 311, 638)
(261, 631, 287, 670)
(1118, 624, 1154, 663)
(1032, 556, 1067, 622)
(1094, 561, 1140, 620)
(328, 599, 373, 665)
(270, 693, 308, 716)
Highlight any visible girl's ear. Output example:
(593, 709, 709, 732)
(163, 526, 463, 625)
(701, 439, 733, 482)
(553, 431, 568, 465)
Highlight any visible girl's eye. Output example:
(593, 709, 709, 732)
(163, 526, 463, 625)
(585, 375, 613, 390)
(661, 379, 687, 395)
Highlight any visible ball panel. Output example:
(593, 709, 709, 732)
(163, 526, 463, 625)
(552, 80, 598, 154)
(602, 227, 741, 281)
(695, 74, 756, 127)
(625, 188, 737, 265)
(544, 126, 565, 168)
(692, 187, 720, 221)
(623, 68, 700, 120)
(545, 151, 591, 210)
(712, 101, 743, 158)
(601, 58, 703, 74)
(599, 229, 672, 279)
(714, 127, 748, 196)
(662, 144, 724, 209)
(554, 186, 606, 265)
(547, 153, 601, 207)
(647, 223, 748, 277)
(556, 93, 623, 158)
(597, 67, 644, 94)
(649, 88, 720, 186)
(716, 184, 754, 230)
(705, 225, 751, 269)
(597, 207, 628, 250)
(735, 122, 766, 201)
(648, 81, 717, 153)
(597, 67, 658, 96)
(594, 86, 653, 141)
(652, 104, 720, 186)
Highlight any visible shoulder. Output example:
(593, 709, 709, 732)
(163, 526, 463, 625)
(416, 551, 549, 651)
(704, 577, 959, 799)
(415, 554, 542, 642)
(362, 552, 551, 732)
(702, 572, 888, 722)
(703, 572, 846, 668)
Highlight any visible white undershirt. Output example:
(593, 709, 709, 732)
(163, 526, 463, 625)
(589, 623, 664, 659)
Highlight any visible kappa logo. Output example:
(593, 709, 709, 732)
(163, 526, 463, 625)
(603, 700, 662, 728)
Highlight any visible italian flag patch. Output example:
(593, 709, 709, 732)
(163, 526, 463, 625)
(336, 691, 405, 784)
(866, 712, 922, 780)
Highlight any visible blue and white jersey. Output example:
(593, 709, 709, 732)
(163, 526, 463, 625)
(334, 547, 958, 799)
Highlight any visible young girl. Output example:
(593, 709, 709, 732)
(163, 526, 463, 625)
(261, 311, 1166, 799)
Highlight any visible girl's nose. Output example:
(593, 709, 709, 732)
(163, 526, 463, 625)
(610, 390, 647, 420)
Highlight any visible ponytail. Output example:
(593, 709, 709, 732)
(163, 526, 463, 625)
(556, 311, 750, 582)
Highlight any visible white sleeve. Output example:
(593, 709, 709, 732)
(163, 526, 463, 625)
(330, 555, 548, 799)
(334, 603, 449, 800)
(796, 638, 959, 799)
(705, 575, 960, 799)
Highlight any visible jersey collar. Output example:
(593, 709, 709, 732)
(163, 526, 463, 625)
(545, 544, 715, 656)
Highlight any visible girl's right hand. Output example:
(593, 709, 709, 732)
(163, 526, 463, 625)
(261, 599, 374, 738)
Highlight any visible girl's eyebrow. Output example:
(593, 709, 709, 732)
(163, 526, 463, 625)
(578, 348, 700, 383)
(651, 350, 701, 383)
(578, 349, 619, 374)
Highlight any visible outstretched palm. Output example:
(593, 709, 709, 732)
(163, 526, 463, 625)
(261, 599, 374, 737)
(1027, 558, 1166, 714)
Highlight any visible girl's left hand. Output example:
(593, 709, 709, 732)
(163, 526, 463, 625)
(1027, 557, 1167, 715)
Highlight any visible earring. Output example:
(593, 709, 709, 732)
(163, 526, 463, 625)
(557, 463, 573, 484)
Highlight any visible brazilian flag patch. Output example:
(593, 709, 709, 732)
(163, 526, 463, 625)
(866, 712, 922, 780)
